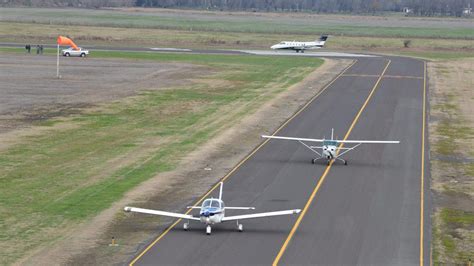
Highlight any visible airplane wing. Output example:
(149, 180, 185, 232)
(124, 207, 200, 220)
(225, 207, 256, 210)
(221, 209, 301, 222)
(262, 135, 399, 144)
(337, 140, 400, 144)
(262, 135, 324, 142)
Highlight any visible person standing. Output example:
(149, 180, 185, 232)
(39, 45, 44, 55)
(25, 44, 31, 53)
(36, 45, 40, 55)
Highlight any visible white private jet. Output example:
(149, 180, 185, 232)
(270, 35, 329, 53)
(262, 129, 400, 165)
(124, 182, 301, 235)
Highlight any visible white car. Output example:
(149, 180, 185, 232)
(62, 47, 89, 57)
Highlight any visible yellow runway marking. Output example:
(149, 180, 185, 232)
(129, 60, 358, 266)
(272, 60, 392, 266)
(420, 61, 426, 266)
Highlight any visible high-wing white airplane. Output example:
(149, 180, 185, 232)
(270, 35, 329, 53)
(124, 182, 301, 235)
(262, 129, 399, 165)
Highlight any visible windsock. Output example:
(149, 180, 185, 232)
(57, 36, 79, 50)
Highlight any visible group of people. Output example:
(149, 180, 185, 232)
(25, 44, 44, 54)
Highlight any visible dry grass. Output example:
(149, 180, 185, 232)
(428, 58, 474, 263)
(0, 51, 323, 265)
(37, 59, 352, 266)
(1, 22, 474, 52)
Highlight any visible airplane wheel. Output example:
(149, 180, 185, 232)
(345, 160, 348, 165)
(206, 225, 211, 235)
(183, 223, 189, 231)
(327, 160, 330, 165)
(311, 159, 315, 164)
(238, 224, 243, 232)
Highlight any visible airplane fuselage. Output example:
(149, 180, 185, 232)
(271, 41, 324, 51)
(199, 199, 225, 224)
(322, 140, 338, 160)
(322, 144, 337, 160)
(200, 209, 224, 224)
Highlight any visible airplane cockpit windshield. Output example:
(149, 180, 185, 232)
(202, 199, 221, 208)
(323, 140, 338, 146)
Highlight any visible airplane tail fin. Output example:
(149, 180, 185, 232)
(318, 35, 329, 42)
(218, 182, 223, 201)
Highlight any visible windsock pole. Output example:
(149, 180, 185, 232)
(56, 44, 60, 78)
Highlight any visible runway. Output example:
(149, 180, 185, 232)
(0, 42, 429, 264)
(0, 43, 376, 57)
(122, 54, 429, 265)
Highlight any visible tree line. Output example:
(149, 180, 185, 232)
(135, 0, 473, 16)
(2, 0, 473, 16)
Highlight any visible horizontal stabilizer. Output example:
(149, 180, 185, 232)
(318, 35, 329, 42)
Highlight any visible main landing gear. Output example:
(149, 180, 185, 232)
(183, 221, 189, 231)
(237, 221, 243, 232)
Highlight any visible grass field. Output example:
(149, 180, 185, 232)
(1, 7, 473, 39)
(0, 49, 322, 264)
(1, 8, 473, 55)
(428, 59, 474, 264)
(1, 7, 473, 264)
(2, 21, 474, 56)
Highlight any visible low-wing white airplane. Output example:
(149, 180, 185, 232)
(124, 182, 301, 235)
(270, 35, 329, 53)
(262, 129, 399, 165)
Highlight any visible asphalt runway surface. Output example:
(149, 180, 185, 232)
(120, 53, 428, 264)
(0, 42, 376, 57)
(1, 43, 428, 264)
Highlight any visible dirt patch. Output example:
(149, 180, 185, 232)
(18, 58, 352, 265)
(0, 53, 201, 128)
(428, 58, 474, 263)
(0, 53, 205, 149)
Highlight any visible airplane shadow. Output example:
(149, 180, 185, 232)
(170, 224, 289, 236)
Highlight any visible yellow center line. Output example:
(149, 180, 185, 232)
(129, 60, 358, 266)
(420, 61, 426, 266)
(272, 59, 392, 266)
